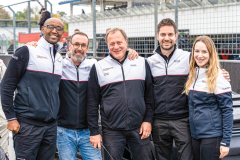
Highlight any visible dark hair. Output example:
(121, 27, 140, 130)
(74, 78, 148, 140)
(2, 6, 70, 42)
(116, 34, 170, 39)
(157, 18, 177, 34)
(71, 32, 89, 45)
(74, 29, 80, 32)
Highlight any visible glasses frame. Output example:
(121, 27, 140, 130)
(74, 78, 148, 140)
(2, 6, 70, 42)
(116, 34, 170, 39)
(43, 25, 64, 32)
(70, 42, 88, 50)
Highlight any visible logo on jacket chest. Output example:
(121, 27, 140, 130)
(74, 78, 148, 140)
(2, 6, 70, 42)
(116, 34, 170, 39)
(222, 87, 231, 90)
(202, 80, 206, 83)
(174, 60, 180, 63)
(152, 62, 161, 65)
(37, 55, 48, 59)
(85, 66, 91, 69)
(63, 65, 74, 70)
(130, 64, 137, 67)
(103, 67, 114, 71)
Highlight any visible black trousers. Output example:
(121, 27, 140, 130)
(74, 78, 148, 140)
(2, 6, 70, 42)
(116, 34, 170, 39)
(13, 121, 57, 160)
(102, 127, 152, 160)
(152, 117, 194, 160)
(192, 137, 222, 160)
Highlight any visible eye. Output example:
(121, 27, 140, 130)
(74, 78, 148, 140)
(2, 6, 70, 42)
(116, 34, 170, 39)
(169, 33, 174, 37)
(117, 42, 122, 45)
(48, 25, 54, 29)
(160, 34, 165, 37)
(56, 27, 63, 31)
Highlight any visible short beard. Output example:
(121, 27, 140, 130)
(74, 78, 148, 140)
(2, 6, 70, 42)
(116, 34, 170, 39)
(71, 50, 86, 63)
(160, 42, 175, 51)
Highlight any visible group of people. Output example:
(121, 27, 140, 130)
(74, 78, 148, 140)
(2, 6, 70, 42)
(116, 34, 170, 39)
(0, 17, 233, 160)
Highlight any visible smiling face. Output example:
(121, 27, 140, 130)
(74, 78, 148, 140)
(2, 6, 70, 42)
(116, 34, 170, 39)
(69, 34, 89, 64)
(194, 41, 210, 68)
(107, 31, 128, 62)
(157, 26, 178, 51)
(42, 18, 64, 45)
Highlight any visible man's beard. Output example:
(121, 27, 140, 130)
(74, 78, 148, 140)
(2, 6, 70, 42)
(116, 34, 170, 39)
(72, 50, 86, 63)
(160, 41, 175, 50)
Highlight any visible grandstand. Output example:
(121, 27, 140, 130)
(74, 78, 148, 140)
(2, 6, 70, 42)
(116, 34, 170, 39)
(60, 0, 240, 59)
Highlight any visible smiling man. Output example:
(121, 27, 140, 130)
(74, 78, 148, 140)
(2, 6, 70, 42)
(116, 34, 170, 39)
(56, 32, 102, 160)
(87, 28, 154, 160)
(147, 18, 230, 160)
(1, 18, 64, 160)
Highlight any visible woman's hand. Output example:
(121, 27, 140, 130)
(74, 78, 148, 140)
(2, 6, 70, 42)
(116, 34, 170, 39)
(219, 146, 229, 159)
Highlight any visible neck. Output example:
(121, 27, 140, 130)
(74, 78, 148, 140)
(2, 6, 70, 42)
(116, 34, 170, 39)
(119, 54, 126, 62)
(70, 57, 81, 66)
(43, 37, 57, 45)
(160, 46, 175, 57)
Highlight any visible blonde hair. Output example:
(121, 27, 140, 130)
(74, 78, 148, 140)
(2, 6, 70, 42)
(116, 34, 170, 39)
(105, 28, 128, 43)
(183, 36, 220, 95)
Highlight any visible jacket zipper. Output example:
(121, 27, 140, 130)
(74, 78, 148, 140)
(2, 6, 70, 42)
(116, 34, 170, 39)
(76, 65, 80, 128)
(164, 59, 169, 115)
(47, 47, 55, 120)
(192, 68, 199, 138)
(113, 59, 129, 129)
(120, 64, 129, 129)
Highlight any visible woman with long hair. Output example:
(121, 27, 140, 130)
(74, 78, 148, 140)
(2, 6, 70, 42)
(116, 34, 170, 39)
(183, 36, 233, 160)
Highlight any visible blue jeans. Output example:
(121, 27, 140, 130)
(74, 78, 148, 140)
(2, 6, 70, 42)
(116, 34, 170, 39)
(57, 127, 102, 160)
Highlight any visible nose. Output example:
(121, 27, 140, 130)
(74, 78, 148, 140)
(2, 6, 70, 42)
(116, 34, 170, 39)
(113, 43, 119, 49)
(198, 52, 203, 57)
(52, 28, 57, 33)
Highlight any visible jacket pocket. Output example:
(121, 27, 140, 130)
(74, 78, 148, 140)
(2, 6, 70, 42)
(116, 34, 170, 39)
(209, 109, 217, 130)
(102, 97, 125, 121)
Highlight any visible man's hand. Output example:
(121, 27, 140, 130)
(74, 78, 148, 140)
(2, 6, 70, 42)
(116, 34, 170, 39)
(90, 134, 102, 150)
(128, 48, 139, 60)
(219, 146, 229, 158)
(26, 41, 38, 48)
(7, 120, 20, 134)
(139, 122, 152, 139)
(221, 69, 230, 82)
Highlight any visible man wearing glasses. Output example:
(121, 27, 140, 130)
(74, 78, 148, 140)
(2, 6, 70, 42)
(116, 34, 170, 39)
(1, 18, 64, 160)
(56, 32, 102, 160)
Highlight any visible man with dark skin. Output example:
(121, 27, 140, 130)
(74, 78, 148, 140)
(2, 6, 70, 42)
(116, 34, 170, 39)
(1, 18, 64, 160)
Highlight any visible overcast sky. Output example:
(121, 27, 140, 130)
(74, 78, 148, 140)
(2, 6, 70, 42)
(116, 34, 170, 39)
(1, 0, 94, 17)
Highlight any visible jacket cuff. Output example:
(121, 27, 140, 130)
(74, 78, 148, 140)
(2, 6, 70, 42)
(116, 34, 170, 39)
(4, 109, 16, 121)
(90, 129, 100, 136)
(143, 116, 153, 124)
(220, 141, 230, 147)
(8, 117, 17, 121)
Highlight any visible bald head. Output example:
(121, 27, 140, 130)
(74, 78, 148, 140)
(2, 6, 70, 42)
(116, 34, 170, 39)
(44, 18, 64, 28)
(42, 18, 65, 45)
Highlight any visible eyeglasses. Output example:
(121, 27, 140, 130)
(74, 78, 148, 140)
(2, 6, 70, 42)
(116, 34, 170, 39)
(70, 42, 88, 49)
(44, 25, 64, 32)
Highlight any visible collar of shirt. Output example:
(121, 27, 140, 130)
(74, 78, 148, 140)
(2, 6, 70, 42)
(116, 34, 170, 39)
(37, 37, 61, 52)
(156, 44, 176, 63)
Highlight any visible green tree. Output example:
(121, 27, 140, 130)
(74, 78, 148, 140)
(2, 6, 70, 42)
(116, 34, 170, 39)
(0, 8, 11, 19)
(57, 11, 67, 17)
(54, 11, 68, 32)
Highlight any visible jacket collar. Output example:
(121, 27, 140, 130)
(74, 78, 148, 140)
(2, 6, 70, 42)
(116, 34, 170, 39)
(37, 37, 61, 52)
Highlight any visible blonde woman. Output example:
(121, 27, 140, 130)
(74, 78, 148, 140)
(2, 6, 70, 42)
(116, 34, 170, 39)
(183, 36, 233, 160)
